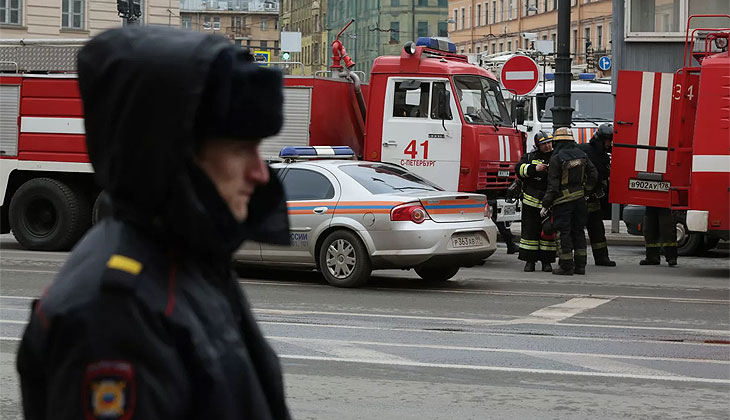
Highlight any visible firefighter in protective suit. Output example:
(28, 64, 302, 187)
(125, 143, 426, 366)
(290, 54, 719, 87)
(542, 128, 599, 275)
(515, 131, 557, 272)
(17, 26, 293, 419)
(641, 207, 678, 266)
(579, 123, 617, 266)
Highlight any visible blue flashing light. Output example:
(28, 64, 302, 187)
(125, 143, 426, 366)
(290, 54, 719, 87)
(415, 37, 457, 53)
(544, 73, 555, 81)
(279, 146, 355, 159)
(578, 73, 596, 80)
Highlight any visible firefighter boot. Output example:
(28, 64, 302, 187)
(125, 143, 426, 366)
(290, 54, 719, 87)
(593, 248, 616, 267)
(524, 262, 536, 272)
(640, 246, 661, 265)
(552, 259, 574, 276)
(665, 246, 678, 267)
(574, 254, 587, 275)
(541, 262, 553, 272)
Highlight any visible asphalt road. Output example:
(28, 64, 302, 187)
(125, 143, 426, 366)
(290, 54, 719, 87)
(1, 234, 729, 419)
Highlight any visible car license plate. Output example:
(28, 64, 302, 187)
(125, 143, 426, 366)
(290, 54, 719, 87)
(451, 234, 484, 248)
(629, 179, 670, 192)
(498, 170, 510, 177)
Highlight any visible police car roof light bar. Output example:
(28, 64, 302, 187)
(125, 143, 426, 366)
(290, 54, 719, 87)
(415, 37, 457, 53)
(279, 146, 355, 160)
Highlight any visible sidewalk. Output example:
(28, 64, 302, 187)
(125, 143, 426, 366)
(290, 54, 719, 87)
(508, 220, 645, 246)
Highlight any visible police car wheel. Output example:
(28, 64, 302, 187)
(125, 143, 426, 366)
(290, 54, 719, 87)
(9, 178, 91, 251)
(415, 265, 460, 282)
(318, 230, 371, 288)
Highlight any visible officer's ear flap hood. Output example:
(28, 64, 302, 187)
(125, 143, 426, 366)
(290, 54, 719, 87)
(78, 26, 289, 251)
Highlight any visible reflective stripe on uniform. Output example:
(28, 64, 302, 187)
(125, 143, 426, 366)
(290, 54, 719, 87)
(646, 243, 662, 248)
(539, 240, 557, 251)
(522, 193, 542, 208)
(107, 255, 143, 275)
(591, 241, 608, 250)
(553, 189, 584, 205)
(661, 242, 678, 247)
(575, 249, 587, 256)
(519, 163, 531, 177)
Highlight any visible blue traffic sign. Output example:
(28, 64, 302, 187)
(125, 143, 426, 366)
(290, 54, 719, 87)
(598, 56, 611, 71)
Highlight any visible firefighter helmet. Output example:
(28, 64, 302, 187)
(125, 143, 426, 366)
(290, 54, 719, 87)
(534, 130, 553, 146)
(553, 127, 575, 142)
(594, 123, 613, 142)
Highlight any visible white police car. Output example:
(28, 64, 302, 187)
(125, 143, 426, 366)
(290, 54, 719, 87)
(235, 146, 498, 287)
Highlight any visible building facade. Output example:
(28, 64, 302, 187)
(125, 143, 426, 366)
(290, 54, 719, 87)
(180, 0, 280, 56)
(611, 0, 729, 90)
(279, 0, 328, 76)
(448, 0, 612, 68)
(327, 0, 449, 80)
(0, 0, 179, 38)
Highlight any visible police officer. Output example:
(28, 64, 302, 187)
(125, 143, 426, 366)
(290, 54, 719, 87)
(542, 127, 599, 276)
(17, 26, 292, 419)
(579, 123, 617, 266)
(515, 131, 557, 272)
(641, 207, 678, 266)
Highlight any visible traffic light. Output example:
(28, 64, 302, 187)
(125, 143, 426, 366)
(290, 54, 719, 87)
(132, 0, 141, 17)
(116, 0, 129, 17)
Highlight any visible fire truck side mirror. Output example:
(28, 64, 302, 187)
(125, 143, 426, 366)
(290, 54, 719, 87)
(436, 88, 452, 120)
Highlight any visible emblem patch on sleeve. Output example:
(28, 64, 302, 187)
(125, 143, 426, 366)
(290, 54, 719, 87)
(83, 361, 136, 420)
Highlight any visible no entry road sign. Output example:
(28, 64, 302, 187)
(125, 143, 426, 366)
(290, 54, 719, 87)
(500, 55, 539, 96)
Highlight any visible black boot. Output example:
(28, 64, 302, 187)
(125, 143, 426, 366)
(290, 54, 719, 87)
(542, 262, 553, 272)
(595, 256, 616, 266)
(665, 246, 678, 266)
(574, 254, 587, 275)
(639, 258, 660, 265)
(524, 262, 536, 272)
(641, 247, 661, 265)
(552, 259, 574, 276)
(574, 266, 586, 275)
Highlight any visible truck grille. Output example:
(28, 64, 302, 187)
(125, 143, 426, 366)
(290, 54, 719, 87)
(478, 161, 515, 190)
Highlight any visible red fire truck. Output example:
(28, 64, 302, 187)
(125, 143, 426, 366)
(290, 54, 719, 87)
(0, 33, 523, 251)
(610, 15, 729, 250)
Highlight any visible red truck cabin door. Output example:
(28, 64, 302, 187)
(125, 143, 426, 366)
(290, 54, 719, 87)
(380, 77, 463, 191)
(610, 71, 677, 208)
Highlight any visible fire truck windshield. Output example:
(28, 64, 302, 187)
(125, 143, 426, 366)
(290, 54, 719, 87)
(537, 92, 614, 122)
(453, 75, 512, 126)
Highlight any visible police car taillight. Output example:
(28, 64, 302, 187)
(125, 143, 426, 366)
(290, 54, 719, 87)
(390, 202, 431, 224)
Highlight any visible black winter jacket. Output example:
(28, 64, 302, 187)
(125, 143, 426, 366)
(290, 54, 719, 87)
(17, 26, 292, 420)
(579, 134, 611, 194)
(542, 140, 599, 208)
(515, 149, 553, 207)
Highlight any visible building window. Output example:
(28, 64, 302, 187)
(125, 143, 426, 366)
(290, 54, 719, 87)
(491, 42, 496, 52)
(418, 0, 427, 6)
(182, 16, 192, 29)
(261, 18, 267, 30)
(507, 40, 511, 51)
(625, 0, 729, 39)
(572, 29, 577, 55)
(508, 0, 513, 20)
(438, 0, 447, 6)
(597, 24, 603, 48)
(1, 0, 22, 24)
(390, 21, 400, 43)
(417, 21, 428, 37)
(477, 4, 481, 26)
(499, 42, 503, 52)
(261, 40, 268, 49)
(499, 0, 504, 21)
(461, 7, 465, 28)
(544, 0, 548, 12)
(584, 26, 591, 51)
(476, 46, 480, 53)
(630, 0, 679, 33)
(492, 1, 496, 23)
(453, 9, 458, 30)
(213, 16, 220, 30)
(484, 2, 488, 23)
(437, 21, 448, 37)
(62, 0, 84, 29)
(551, 33, 556, 50)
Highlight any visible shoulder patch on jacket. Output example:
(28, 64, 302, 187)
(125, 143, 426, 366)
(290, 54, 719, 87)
(106, 255, 142, 275)
(83, 361, 136, 420)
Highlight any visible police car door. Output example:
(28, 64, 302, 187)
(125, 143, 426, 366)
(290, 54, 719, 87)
(262, 166, 340, 263)
(380, 78, 462, 191)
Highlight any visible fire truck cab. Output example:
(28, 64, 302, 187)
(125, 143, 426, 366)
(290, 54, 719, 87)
(610, 15, 730, 250)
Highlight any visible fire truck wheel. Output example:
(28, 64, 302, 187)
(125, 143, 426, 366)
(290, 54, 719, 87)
(415, 265, 460, 282)
(676, 222, 703, 256)
(318, 230, 371, 288)
(92, 191, 113, 225)
(9, 178, 91, 251)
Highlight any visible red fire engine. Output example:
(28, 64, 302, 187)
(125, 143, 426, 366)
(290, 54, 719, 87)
(0, 29, 523, 251)
(610, 15, 730, 245)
